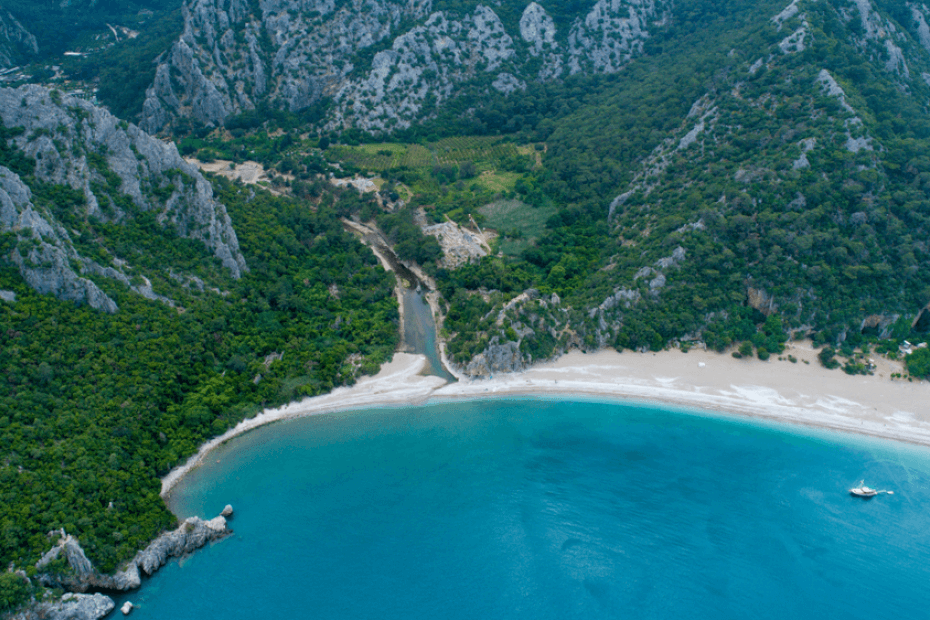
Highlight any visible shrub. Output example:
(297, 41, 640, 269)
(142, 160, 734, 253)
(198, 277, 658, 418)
(818, 347, 840, 369)
(905, 348, 930, 379)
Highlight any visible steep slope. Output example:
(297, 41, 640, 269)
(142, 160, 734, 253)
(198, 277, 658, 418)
(0, 85, 247, 312)
(139, 0, 671, 133)
(436, 0, 930, 374)
(0, 9, 37, 68)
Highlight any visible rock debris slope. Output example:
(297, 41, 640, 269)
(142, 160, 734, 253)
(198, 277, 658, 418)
(0, 85, 247, 312)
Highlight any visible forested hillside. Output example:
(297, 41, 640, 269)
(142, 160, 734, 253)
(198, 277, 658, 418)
(1, 0, 180, 59)
(420, 0, 930, 374)
(0, 89, 397, 613)
(156, 0, 930, 377)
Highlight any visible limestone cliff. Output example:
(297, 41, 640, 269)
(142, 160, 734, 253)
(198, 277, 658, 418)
(8, 512, 229, 620)
(0, 9, 37, 69)
(0, 85, 247, 312)
(9, 593, 114, 620)
(140, 0, 670, 133)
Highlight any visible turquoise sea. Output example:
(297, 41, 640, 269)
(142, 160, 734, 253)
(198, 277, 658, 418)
(118, 399, 930, 619)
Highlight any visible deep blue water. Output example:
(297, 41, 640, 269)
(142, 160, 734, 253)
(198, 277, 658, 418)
(118, 399, 930, 619)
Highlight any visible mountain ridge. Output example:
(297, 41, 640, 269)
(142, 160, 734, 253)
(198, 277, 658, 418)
(0, 84, 247, 312)
(138, 0, 671, 134)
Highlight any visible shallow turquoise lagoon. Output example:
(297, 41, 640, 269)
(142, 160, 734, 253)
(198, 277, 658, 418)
(119, 399, 930, 619)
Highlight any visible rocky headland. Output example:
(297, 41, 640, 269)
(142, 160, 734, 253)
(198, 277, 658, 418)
(10, 510, 232, 620)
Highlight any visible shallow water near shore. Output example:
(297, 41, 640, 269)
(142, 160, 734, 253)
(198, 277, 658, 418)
(123, 399, 930, 619)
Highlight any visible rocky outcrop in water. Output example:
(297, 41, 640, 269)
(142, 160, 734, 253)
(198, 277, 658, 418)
(35, 514, 231, 593)
(0, 85, 247, 311)
(140, 0, 671, 133)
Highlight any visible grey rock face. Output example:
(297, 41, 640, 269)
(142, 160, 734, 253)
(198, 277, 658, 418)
(520, 3, 562, 79)
(134, 516, 229, 577)
(464, 341, 525, 377)
(10, 593, 115, 620)
(520, 3, 557, 55)
(141, 0, 666, 133)
(568, 0, 666, 74)
(142, 0, 432, 133)
(36, 514, 230, 593)
(0, 85, 247, 311)
(321, 5, 517, 132)
(0, 10, 38, 69)
(0, 166, 119, 312)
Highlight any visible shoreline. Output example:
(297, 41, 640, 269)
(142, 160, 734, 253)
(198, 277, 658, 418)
(161, 344, 930, 498)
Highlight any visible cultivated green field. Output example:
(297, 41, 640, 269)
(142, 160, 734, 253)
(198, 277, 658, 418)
(328, 136, 524, 174)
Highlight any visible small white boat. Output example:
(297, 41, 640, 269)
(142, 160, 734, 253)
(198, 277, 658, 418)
(849, 480, 893, 498)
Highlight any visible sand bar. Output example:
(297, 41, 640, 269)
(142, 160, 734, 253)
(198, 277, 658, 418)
(161, 343, 930, 497)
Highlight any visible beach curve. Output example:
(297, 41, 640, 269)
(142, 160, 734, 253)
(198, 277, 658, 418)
(161, 343, 930, 498)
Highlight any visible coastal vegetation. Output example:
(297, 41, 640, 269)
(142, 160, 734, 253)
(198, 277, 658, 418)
(0, 172, 398, 587)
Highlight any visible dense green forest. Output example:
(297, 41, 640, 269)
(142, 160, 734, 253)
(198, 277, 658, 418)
(105, 0, 930, 369)
(66, 8, 184, 121)
(393, 0, 930, 367)
(177, 0, 930, 371)
(4, 0, 180, 58)
(0, 172, 397, 600)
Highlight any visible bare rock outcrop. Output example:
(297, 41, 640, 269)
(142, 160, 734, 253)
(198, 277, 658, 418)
(0, 84, 248, 311)
(140, 0, 667, 133)
(422, 220, 487, 268)
(36, 514, 230, 594)
(10, 593, 114, 620)
(464, 341, 525, 377)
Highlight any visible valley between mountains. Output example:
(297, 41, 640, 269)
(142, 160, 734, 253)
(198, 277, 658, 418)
(4, 0, 930, 617)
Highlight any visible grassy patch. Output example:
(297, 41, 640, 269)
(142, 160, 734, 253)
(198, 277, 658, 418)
(479, 200, 556, 256)
(328, 136, 522, 174)
(475, 171, 521, 193)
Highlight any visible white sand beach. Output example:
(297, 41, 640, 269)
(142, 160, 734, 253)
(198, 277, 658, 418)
(161, 343, 930, 497)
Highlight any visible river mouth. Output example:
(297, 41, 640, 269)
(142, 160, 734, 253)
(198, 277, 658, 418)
(343, 219, 456, 383)
(400, 288, 457, 383)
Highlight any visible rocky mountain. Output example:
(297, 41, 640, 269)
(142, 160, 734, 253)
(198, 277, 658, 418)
(0, 84, 247, 313)
(139, 0, 670, 133)
(0, 9, 37, 68)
